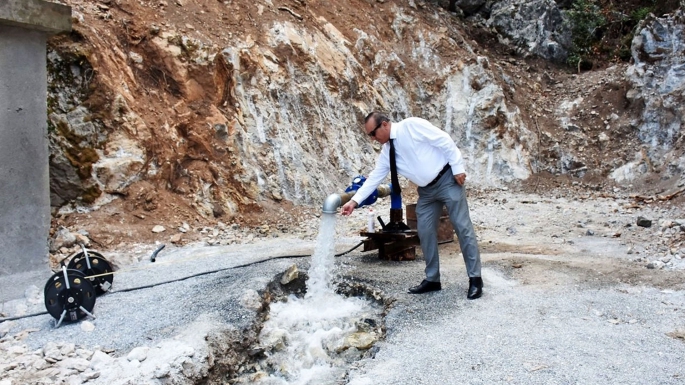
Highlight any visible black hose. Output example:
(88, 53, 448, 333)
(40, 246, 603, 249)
(0, 241, 365, 323)
(150, 244, 165, 262)
(0, 311, 49, 322)
(114, 241, 364, 293)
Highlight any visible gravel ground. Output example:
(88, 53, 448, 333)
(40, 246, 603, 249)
(2, 238, 324, 349)
(1, 189, 684, 384)
(342, 190, 685, 385)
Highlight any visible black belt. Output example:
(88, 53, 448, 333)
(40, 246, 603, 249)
(425, 164, 451, 187)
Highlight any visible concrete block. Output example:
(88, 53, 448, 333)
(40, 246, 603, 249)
(0, 24, 53, 278)
(0, 0, 71, 34)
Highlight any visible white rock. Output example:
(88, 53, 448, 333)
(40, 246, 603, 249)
(92, 134, 146, 194)
(59, 367, 78, 377)
(80, 321, 95, 332)
(36, 367, 61, 377)
(240, 289, 262, 310)
(89, 351, 114, 370)
(152, 225, 166, 233)
(261, 329, 287, 351)
(74, 233, 91, 247)
(0, 362, 18, 373)
(129, 51, 143, 63)
(75, 349, 93, 360)
(154, 363, 171, 378)
(598, 132, 609, 142)
(51, 227, 77, 252)
(33, 358, 50, 370)
(80, 370, 100, 381)
(61, 343, 76, 356)
(61, 357, 90, 372)
(127, 346, 149, 362)
(44, 342, 63, 361)
(181, 346, 195, 357)
(7, 345, 27, 355)
(280, 264, 299, 285)
(343, 332, 378, 350)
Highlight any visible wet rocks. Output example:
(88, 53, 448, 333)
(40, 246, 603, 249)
(342, 332, 379, 350)
(280, 264, 299, 285)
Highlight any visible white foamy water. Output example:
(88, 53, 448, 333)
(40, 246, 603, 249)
(305, 213, 338, 296)
(246, 213, 380, 384)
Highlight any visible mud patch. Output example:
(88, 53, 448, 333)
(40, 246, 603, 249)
(486, 254, 685, 290)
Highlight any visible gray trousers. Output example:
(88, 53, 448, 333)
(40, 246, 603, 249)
(416, 170, 481, 282)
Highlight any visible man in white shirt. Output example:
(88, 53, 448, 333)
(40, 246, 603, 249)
(341, 112, 483, 299)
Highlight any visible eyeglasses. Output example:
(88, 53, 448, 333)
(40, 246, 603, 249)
(368, 121, 383, 137)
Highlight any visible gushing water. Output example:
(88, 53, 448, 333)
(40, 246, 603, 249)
(242, 213, 380, 384)
(305, 213, 338, 296)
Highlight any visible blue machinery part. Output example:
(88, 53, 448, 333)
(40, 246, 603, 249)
(321, 176, 394, 214)
(345, 176, 400, 209)
(322, 175, 419, 260)
(344, 175, 409, 233)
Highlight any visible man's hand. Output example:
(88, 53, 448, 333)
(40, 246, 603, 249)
(454, 173, 466, 186)
(341, 200, 358, 216)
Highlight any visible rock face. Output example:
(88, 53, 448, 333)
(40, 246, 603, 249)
(44, 0, 685, 230)
(623, 9, 685, 183)
(488, 0, 571, 63)
(46, 0, 537, 221)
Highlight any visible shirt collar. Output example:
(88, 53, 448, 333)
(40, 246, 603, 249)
(389, 122, 397, 140)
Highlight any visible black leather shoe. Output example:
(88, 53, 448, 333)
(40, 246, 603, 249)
(467, 277, 483, 300)
(408, 280, 441, 294)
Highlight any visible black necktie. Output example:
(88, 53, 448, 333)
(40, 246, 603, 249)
(389, 139, 401, 195)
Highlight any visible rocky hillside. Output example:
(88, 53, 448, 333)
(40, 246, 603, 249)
(46, 0, 685, 254)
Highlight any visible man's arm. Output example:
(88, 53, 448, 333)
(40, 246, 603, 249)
(342, 147, 390, 215)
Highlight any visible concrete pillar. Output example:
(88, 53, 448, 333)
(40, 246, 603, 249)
(0, 0, 71, 281)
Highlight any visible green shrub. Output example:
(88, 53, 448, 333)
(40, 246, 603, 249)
(631, 7, 653, 22)
(566, 0, 607, 69)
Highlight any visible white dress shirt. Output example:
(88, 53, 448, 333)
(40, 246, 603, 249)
(351, 117, 465, 205)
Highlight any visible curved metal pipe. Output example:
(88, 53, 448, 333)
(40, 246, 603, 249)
(322, 192, 354, 214)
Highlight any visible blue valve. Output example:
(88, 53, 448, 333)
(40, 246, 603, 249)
(345, 176, 379, 208)
(345, 175, 401, 209)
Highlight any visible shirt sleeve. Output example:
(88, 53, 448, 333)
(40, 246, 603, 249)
(411, 119, 466, 175)
(350, 145, 390, 205)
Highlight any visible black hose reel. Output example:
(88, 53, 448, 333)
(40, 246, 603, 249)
(43, 246, 114, 327)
